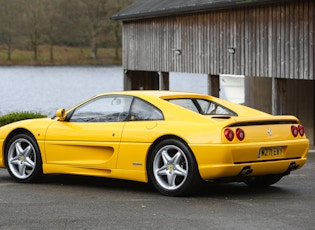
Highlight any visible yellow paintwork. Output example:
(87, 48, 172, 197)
(0, 91, 309, 183)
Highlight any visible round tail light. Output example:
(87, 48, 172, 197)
(224, 128, 234, 141)
(291, 125, 298, 137)
(236, 128, 245, 141)
(298, 125, 305, 136)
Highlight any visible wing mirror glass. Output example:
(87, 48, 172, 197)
(56, 108, 67, 121)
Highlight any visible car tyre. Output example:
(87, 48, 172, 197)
(148, 139, 202, 196)
(244, 175, 283, 187)
(5, 133, 43, 183)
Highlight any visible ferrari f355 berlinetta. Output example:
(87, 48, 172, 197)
(0, 91, 309, 196)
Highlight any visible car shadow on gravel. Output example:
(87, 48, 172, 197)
(42, 174, 157, 194)
(197, 180, 294, 198)
(41, 174, 293, 198)
(0, 169, 292, 198)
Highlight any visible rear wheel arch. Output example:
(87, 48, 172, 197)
(147, 135, 194, 169)
(146, 135, 202, 196)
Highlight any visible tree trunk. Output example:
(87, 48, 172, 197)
(6, 37, 12, 61)
(33, 45, 38, 61)
(90, 37, 98, 59)
(50, 43, 54, 62)
(7, 45, 11, 61)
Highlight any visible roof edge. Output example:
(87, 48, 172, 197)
(111, 0, 287, 21)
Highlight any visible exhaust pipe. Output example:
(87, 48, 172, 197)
(288, 162, 299, 171)
(239, 166, 253, 176)
(284, 162, 299, 175)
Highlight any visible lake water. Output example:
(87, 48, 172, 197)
(0, 66, 123, 116)
(0, 66, 214, 116)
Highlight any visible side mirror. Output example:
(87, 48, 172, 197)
(56, 108, 67, 121)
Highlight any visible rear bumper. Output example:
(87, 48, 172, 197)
(190, 139, 309, 180)
(198, 158, 307, 180)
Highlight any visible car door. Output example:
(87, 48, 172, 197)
(117, 97, 164, 171)
(44, 95, 133, 169)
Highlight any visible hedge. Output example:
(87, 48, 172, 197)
(0, 112, 47, 127)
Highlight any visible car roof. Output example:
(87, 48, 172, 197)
(99, 90, 207, 98)
(92, 90, 271, 118)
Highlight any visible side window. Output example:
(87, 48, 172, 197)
(129, 98, 163, 121)
(167, 99, 199, 113)
(167, 98, 236, 116)
(69, 95, 133, 122)
(196, 99, 235, 115)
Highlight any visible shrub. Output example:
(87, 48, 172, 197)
(0, 112, 47, 127)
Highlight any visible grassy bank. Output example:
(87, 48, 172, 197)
(0, 112, 47, 127)
(0, 46, 122, 66)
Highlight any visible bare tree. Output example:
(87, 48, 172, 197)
(0, 0, 137, 63)
(81, 0, 110, 59)
(62, 0, 136, 60)
(61, 0, 110, 59)
(0, 0, 21, 60)
(42, 0, 64, 62)
(22, 0, 46, 61)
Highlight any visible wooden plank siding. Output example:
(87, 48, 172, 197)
(122, 0, 314, 80)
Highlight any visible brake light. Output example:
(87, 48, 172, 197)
(291, 125, 298, 137)
(236, 128, 245, 141)
(224, 128, 234, 141)
(298, 125, 305, 136)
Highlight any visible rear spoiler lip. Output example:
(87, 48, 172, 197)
(207, 114, 300, 126)
(228, 120, 299, 127)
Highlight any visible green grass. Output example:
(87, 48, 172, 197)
(0, 46, 122, 65)
(0, 112, 47, 127)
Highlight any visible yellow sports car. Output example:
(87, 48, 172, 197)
(0, 91, 309, 196)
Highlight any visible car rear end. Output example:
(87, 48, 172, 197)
(194, 115, 309, 182)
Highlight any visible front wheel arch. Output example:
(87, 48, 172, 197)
(4, 130, 43, 182)
(4, 129, 36, 165)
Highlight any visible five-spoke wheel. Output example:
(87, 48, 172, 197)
(148, 139, 202, 196)
(5, 133, 43, 183)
